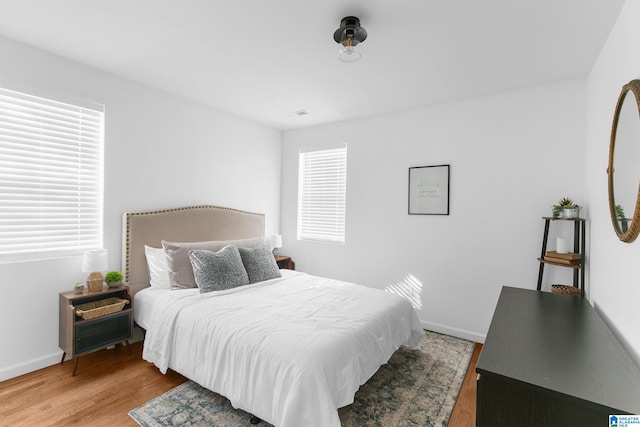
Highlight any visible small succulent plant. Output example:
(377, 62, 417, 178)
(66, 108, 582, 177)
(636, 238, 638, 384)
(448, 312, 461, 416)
(559, 197, 574, 207)
(552, 197, 580, 218)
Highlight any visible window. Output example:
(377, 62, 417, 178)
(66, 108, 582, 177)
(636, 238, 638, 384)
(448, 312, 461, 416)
(0, 87, 104, 261)
(297, 144, 347, 244)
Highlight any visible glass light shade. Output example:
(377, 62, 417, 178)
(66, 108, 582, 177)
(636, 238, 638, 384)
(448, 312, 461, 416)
(338, 44, 362, 62)
(82, 249, 108, 272)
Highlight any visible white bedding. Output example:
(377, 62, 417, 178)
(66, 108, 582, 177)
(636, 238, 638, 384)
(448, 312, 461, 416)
(134, 287, 170, 330)
(142, 270, 424, 427)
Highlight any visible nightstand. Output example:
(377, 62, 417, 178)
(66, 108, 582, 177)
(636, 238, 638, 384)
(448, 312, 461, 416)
(59, 286, 133, 376)
(275, 255, 295, 270)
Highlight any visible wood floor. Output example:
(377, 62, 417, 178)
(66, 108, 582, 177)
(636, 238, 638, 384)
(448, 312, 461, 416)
(448, 342, 482, 427)
(0, 341, 482, 426)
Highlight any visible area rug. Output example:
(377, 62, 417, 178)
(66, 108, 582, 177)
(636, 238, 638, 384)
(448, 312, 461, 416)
(129, 330, 474, 427)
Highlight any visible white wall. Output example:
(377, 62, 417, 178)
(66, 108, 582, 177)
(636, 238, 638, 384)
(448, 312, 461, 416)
(281, 80, 587, 342)
(586, 0, 640, 365)
(8, 5, 636, 380)
(0, 36, 282, 381)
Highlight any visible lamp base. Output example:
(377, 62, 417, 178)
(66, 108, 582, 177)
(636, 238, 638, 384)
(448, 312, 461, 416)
(87, 272, 104, 292)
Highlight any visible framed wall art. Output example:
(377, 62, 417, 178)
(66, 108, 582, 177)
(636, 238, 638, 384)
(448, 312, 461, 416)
(408, 164, 450, 215)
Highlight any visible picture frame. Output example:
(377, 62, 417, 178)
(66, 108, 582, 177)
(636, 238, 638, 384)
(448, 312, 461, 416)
(408, 164, 450, 215)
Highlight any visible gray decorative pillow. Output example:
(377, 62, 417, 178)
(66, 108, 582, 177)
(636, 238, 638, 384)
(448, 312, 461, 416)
(189, 246, 250, 293)
(238, 246, 282, 284)
(162, 236, 264, 289)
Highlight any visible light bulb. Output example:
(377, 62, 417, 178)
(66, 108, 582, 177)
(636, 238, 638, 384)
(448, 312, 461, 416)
(338, 44, 362, 62)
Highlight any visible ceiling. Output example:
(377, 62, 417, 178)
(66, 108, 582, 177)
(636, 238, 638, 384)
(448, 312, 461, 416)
(0, 0, 625, 130)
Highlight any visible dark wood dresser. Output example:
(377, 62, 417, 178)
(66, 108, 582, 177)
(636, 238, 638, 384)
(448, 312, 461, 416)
(476, 286, 640, 427)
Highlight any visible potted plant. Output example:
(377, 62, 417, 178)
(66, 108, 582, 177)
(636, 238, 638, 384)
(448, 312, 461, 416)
(105, 271, 123, 288)
(552, 197, 581, 219)
(616, 204, 628, 233)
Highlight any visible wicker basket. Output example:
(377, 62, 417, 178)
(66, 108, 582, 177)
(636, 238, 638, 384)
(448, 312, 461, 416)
(551, 284, 581, 296)
(75, 297, 129, 320)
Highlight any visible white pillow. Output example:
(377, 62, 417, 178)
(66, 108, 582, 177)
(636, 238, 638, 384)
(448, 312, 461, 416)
(144, 245, 171, 289)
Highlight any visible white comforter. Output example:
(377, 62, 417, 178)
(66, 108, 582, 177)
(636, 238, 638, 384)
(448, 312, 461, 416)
(142, 270, 424, 427)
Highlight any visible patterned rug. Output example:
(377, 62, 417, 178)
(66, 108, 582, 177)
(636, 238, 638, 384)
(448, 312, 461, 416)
(129, 330, 474, 427)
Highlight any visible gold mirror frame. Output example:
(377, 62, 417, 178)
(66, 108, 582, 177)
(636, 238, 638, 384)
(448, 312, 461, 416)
(608, 79, 640, 243)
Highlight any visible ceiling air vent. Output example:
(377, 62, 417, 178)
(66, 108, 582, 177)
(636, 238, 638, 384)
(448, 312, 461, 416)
(287, 110, 309, 117)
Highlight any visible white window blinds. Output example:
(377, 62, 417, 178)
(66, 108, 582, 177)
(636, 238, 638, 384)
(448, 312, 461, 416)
(0, 87, 104, 260)
(297, 144, 347, 244)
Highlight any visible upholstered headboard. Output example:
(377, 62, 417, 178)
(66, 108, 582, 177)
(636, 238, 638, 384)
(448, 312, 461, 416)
(122, 205, 265, 297)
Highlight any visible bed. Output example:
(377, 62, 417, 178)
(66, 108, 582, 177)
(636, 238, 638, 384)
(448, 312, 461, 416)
(123, 205, 424, 427)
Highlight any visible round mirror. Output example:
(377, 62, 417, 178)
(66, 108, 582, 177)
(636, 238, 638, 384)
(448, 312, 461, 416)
(608, 80, 640, 242)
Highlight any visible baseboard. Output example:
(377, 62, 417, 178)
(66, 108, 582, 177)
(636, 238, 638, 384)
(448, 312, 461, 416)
(0, 351, 62, 382)
(421, 320, 486, 344)
(0, 326, 146, 382)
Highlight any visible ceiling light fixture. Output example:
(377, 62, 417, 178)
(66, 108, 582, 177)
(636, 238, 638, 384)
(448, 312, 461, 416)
(333, 16, 367, 63)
